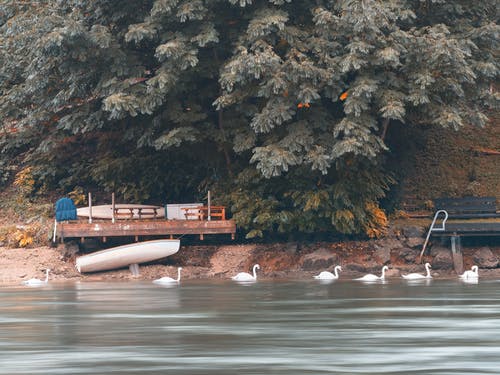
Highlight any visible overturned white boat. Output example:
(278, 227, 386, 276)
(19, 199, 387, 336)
(75, 239, 180, 273)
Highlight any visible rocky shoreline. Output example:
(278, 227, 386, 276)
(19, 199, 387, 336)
(1, 222, 500, 286)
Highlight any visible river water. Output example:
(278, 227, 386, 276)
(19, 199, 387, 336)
(1, 278, 500, 374)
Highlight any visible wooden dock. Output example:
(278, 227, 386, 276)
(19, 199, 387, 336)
(55, 219, 236, 242)
(419, 197, 500, 273)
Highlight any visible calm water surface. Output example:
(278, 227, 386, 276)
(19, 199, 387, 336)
(1, 278, 500, 374)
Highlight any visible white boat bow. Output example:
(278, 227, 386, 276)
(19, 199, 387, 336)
(75, 239, 180, 273)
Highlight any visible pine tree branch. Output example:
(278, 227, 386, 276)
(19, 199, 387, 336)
(213, 48, 233, 177)
(380, 118, 390, 140)
(218, 109, 233, 178)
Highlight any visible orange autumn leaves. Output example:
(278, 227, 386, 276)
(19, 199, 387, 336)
(296, 90, 348, 109)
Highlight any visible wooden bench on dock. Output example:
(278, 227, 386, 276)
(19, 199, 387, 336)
(429, 196, 500, 236)
(433, 196, 499, 219)
(419, 196, 500, 272)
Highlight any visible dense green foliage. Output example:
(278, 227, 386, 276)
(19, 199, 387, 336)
(0, 0, 498, 238)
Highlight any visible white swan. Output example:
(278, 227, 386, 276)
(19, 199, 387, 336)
(232, 264, 260, 282)
(22, 269, 50, 286)
(459, 265, 479, 280)
(314, 265, 342, 280)
(153, 267, 182, 284)
(402, 263, 432, 280)
(355, 265, 389, 281)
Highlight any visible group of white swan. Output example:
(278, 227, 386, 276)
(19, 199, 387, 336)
(21, 264, 261, 287)
(313, 265, 390, 281)
(22, 263, 480, 287)
(225, 263, 474, 283)
(152, 263, 481, 285)
(152, 264, 261, 284)
(312, 263, 480, 282)
(401, 263, 478, 281)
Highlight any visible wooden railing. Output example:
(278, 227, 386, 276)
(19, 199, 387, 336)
(181, 206, 226, 221)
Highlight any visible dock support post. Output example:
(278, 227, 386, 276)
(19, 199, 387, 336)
(129, 263, 140, 277)
(112, 192, 116, 223)
(451, 234, 464, 275)
(52, 220, 57, 244)
(88, 192, 93, 224)
(208, 190, 211, 221)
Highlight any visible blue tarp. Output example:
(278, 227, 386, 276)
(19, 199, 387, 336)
(55, 197, 77, 222)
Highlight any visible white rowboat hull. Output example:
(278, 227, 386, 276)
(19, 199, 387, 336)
(77, 204, 165, 220)
(75, 239, 180, 273)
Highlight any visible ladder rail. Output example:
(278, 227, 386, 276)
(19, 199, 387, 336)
(419, 209, 449, 262)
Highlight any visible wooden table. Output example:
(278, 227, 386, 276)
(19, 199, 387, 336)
(112, 204, 162, 219)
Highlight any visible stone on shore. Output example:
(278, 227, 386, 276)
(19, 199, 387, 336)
(430, 246, 454, 270)
(301, 248, 338, 270)
(473, 247, 498, 269)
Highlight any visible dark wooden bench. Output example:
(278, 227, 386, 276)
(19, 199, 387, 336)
(427, 196, 500, 237)
(420, 196, 500, 270)
(433, 196, 499, 219)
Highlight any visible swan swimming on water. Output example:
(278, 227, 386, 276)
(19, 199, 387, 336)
(460, 277, 479, 284)
(402, 263, 432, 280)
(314, 265, 342, 280)
(22, 269, 50, 287)
(153, 267, 182, 284)
(459, 265, 479, 280)
(355, 265, 389, 281)
(232, 264, 260, 282)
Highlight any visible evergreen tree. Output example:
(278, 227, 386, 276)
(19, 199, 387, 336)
(0, 0, 497, 238)
(215, 0, 498, 236)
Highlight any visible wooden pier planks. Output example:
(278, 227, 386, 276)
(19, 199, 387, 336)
(56, 219, 236, 241)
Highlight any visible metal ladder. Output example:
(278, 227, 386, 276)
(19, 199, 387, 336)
(419, 209, 449, 262)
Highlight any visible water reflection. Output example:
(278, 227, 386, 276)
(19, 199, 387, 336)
(356, 279, 388, 285)
(232, 279, 258, 286)
(1, 279, 500, 374)
(402, 278, 433, 286)
(152, 281, 182, 289)
(314, 278, 338, 285)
